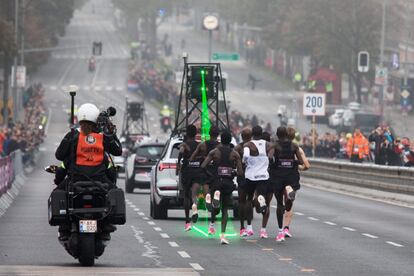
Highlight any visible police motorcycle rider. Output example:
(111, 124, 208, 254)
(54, 103, 122, 241)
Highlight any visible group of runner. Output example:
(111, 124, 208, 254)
(177, 124, 310, 245)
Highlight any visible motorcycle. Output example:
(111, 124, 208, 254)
(160, 116, 171, 133)
(46, 165, 125, 266)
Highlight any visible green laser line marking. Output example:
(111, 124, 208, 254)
(200, 68, 211, 141)
(192, 226, 237, 237)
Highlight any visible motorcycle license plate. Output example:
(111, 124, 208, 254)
(79, 220, 97, 233)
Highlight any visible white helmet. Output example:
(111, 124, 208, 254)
(77, 103, 100, 123)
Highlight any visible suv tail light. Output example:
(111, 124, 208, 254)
(159, 162, 177, 171)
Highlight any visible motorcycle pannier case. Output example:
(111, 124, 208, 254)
(107, 188, 126, 224)
(48, 189, 67, 226)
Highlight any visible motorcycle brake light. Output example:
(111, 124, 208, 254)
(83, 204, 92, 208)
(159, 162, 177, 171)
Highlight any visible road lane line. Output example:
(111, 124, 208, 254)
(362, 233, 378, 239)
(138, 212, 145, 216)
(143, 217, 149, 220)
(342, 227, 356, 232)
(386, 241, 404, 247)
(279, 258, 293, 261)
(169, 242, 179, 247)
(324, 221, 337, 226)
(189, 263, 204, 271)
(148, 221, 155, 225)
(160, 233, 170, 238)
(153, 227, 162, 232)
(130, 204, 136, 208)
(294, 212, 304, 216)
(133, 208, 140, 211)
(301, 268, 316, 272)
(308, 217, 319, 221)
(177, 251, 191, 258)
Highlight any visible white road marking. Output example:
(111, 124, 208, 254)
(106, 86, 113, 91)
(160, 233, 170, 238)
(49, 86, 57, 91)
(138, 212, 145, 216)
(324, 221, 337, 226)
(95, 86, 102, 91)
(169, 242, 179, 247)
(294, 212, 304, 216)
(148, 221, 155, 225)
(83, 86, 90, 91)
(133, 208, 140, 211)
(116, 86, 123, 91)
(308, 217, 319, 221)
(143, 217, 149, 220)
(362, 233, 378, 239)
(189, 263, 204, 271)
(343, 227, 356, 232)
(130, 204, 136, 208)
(177, 251, 190, 258)
(153, 227, 162, 232)
(386, 241, 404, 247)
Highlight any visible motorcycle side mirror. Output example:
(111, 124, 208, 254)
(45, 165, 58, 174)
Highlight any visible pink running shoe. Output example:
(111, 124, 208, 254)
(283, 228, 292, 238)
(240, 228, 247, 237)
(208, 225, 216, 235)
(184, 223, 191, 232)
(246, 229, 254, 237)
(260, 229, 268, 239)
(276, 232, 285, 242)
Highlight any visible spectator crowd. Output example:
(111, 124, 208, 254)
(0, 83, 47, 164)
(300, 125, 414, 167)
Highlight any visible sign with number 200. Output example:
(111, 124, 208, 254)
(303, 93, 326, 116)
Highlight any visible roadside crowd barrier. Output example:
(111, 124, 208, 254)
(0, 151, 25, 217)
(303, 158, 414, 195)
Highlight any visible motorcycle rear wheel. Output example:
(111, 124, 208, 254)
(78, 234, 95, 266)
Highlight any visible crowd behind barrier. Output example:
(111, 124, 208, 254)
(0, 83, 47, 166)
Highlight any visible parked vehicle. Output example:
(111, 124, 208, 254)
(125, 142, 165, 193)
(328, 108, 345, 128)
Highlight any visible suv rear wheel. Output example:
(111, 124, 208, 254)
(125, 177, 135, 193)
(151, 196, 168, 219)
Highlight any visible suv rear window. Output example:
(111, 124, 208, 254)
(136, 145, 164, 159)
(170, 143, 181, 159)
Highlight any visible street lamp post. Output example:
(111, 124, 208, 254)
(379, 0, 387, 118)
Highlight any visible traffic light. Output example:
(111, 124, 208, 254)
(92, 41, 103, 56)
(358, 51, 369, 73)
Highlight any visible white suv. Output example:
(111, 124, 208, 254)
(150, 135, 239, 219)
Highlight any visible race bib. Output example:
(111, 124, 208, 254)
(278, 159, 294, 169)
(218, 166, 233, 177)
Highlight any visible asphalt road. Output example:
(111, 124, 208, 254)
(0, 1, 413, 275)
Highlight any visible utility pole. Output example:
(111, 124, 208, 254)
(379, 0, 386, 118)
(403, 1, 410, 88)
(11, 0, 19, 124)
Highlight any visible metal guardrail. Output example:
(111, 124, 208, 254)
(302, 158, 414, 195)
